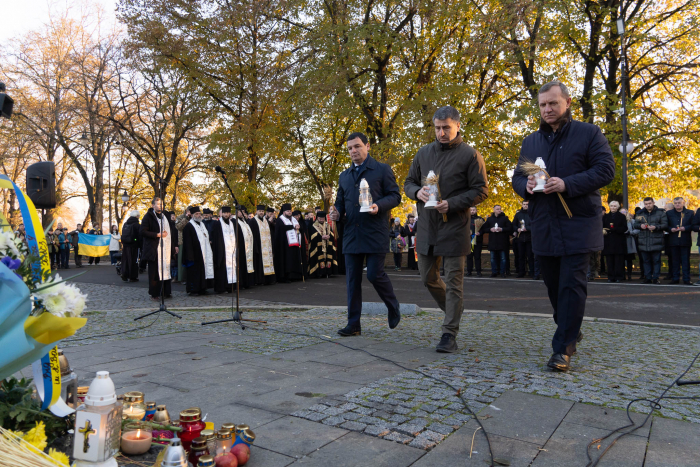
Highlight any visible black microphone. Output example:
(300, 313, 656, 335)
(215, 166, 226, 174)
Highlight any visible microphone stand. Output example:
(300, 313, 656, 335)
(202, 168, 266, 328)
(135, 176, 182, 320)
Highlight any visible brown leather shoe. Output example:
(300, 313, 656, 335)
(547, 353, 570, 371)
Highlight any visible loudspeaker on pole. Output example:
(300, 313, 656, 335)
(26, 161, 56, 209)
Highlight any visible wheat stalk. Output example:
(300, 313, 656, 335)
(517, 159, 573, 218)
(0, 427, 62, 467)
(474, 218, 485, 232)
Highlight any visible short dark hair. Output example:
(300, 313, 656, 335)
(643, 197, 654, 203)
(347, 132, 368, 144)
(539, 80, 570, 99)
(494, 204, 502, 209)
(152, 197, 162, 205)
(433, 106, 460, 122)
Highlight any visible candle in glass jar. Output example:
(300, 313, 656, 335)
(123, 405, 147, 420)
(121, 429, 152, 455)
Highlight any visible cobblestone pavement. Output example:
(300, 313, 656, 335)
(64, 305, 700, 451)
(74, 282, 291, 310)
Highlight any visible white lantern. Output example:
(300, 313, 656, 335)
(359, 178, 373, 212)
(532, 157, 547, 192)
(73, 371, 123, 467)
(161, 437, 188, 467)
(424, 170, 439, 209)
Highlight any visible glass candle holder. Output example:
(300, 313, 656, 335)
(359, 179, 373, 212)
(179, 408, 206, 452)
(200, 429, 217, 455)
(121, 421, 153, 456)
(215, 429, 233, 456)
(145, 401, 157, 420)
(153, 404, 171, 425)
(197, 454, 215, 467)
(122, 391, 146, 421)
(188, 436, 210, 466)
(533, 157, 547, 192)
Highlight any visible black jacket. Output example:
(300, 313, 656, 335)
(512, 118, 615, 256)
(139, 208, 175, 262)
(633, 206, 668, 252)
(404, 134, 489, 256)
(512, 210, 532, 243)
(602, 211, 627, 255)
(334, 155, 401, 254)
(121, 217, 141, 247)
(480, 212, 512, 251)
(693, 208, 700, 247)
(666, 208, 694, 247)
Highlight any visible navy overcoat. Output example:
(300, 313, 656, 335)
(334, 155, 401, 254)
(512, 119, 615, 257)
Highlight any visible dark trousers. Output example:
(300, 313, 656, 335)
(121, 246, 139, 280)
(517, 241, 534, 276)
(640, 250, 662, 281)
(670, 246, 691, 283)
(109, 251, 119, 264)
(624, 255, 635, 277)
(393, 252, 402, 269)
(512, 241, 519, 274)
(50, 251, 58, 267)
(407, 248, 417, 270)
(605, 254, 624, 281)
(60, 249, 70, 269)
(73, 246, 82, 266)
(539, 253, 590, 356)
(467, 243, 482, 273)
(88, 255, 100, 265)
(345, 253, 399, 328)
(490, 250, 506, 275)
(147, 260, 172, 298)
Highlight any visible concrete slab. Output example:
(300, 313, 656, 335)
(292, 431, 424, 466)
(564, 402, 651, 437)
(478, 390, 574, 445)
(362, 302, 420, 316)
(247, 445, 296, 467)
(322, 360, 404, 384)
(412, 419, 540, 467)
(195, 402, 286, 430)
(531, 421, 647, 467)
(644, 416, 700, 467)
(308, 350, 378, 368)
(252, 416, 348, 458)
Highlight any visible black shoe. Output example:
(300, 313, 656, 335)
(338, 324, 361, 336)
(122, 278, 129, 282)
(627, 275, 632, 281)
(653, 279, 661, 284)
(643, 279, 652, 284)
(684, 281, 692, 285)
(436, 333, 458, 353)
(466, 272, 472, 277)
(516, 274, 525, 278)
(476, 272, 482, 277)
(670, 280, 680, 284)
(534, 275, 540, 280)
(490, 273, 498, 277)
(607, 279, 613, 283)
(547, 353, 570, 371)
(129, 278, 139, 282)
(500, 273, 506, 278)
(388, 305, 401, 329)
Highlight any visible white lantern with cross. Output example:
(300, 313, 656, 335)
(359, 178, 373, 212)
(532, 157, 547, 192)
(73, 371, 123, 467)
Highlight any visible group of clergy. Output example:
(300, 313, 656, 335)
(180, 203, 339, 295)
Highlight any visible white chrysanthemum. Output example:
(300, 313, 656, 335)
(68, 296, 86, 317)
(42, 293, 67, 317)
(0, 231, 9, 252)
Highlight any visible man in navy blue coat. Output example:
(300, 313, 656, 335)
(512, 81, 615, 371)
(330, 132, 402, 336)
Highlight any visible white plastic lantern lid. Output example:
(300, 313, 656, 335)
(535, 157, 546, 168)
(360, 178, 369, 188)
(84, 371, 117, 406)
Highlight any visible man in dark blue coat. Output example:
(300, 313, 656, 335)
(512, 81, 615, 371)
(666, 197, 694, 285)
(330, 132, 402, 336)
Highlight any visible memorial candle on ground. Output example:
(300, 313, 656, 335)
(123, 405, 146, 420)
(121, 429, 152, 455)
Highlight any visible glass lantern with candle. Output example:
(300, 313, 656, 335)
(188, 436, 210, 466)
(58, 349, 79, 408)
(153, 404, 171, 424)
(121, 421, 152, 456)
(145, 401, 157, 420)
(215, 429, 233, 456)
(73, 371, 123, 467)
(197, 455, 215, 467)
(179, 407, 206, 452)
(424, 170, 439, 208)
(122, 391, 146, 421)
(358, 178, 373, 212)
(200, 429, 216, 454)
(532, 157, 547, 192)
(161, 437, 188, 467)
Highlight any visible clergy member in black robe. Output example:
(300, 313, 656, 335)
(248, 204, 276, 285)
(308, 211, 337, 278)
(202, 208, 215, 236)
(140, 198, 174, 300)
(273, 204, 303, 283)
(293, 210, 310, 279)
(210, 206, 237, 293)
(266, 207, 276, 238)
(236, 207, 255, 289)
(182, 206, 215, 295)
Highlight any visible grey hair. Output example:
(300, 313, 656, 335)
(673, 197, 685, 202)
(609, 200, 620, 208)
(538, 80, 570, 99)
(433, 106, 460, 122)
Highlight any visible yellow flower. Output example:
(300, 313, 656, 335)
(22, 421, 47, 451)
(48, 448, 70, 466)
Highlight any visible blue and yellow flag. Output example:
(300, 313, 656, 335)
(77, 233, 110, 257)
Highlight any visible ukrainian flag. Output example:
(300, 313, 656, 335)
(78, 233, 110, 257)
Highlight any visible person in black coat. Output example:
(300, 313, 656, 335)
(602, 201, 627, 282)
(479, 206, 512, 277)
(467, 207, 484, 276)
(513, 200, 535, 278)
(330, 132, 402, 336)
(693, 207, 700, 286)
(120, 210, 141, 282)
(666, 197, 694, 284)
(401, 214, 418, 270)
(293, 210, 310, 279)
(512, 81, 615, 371)
(140, 198, 175, 300)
